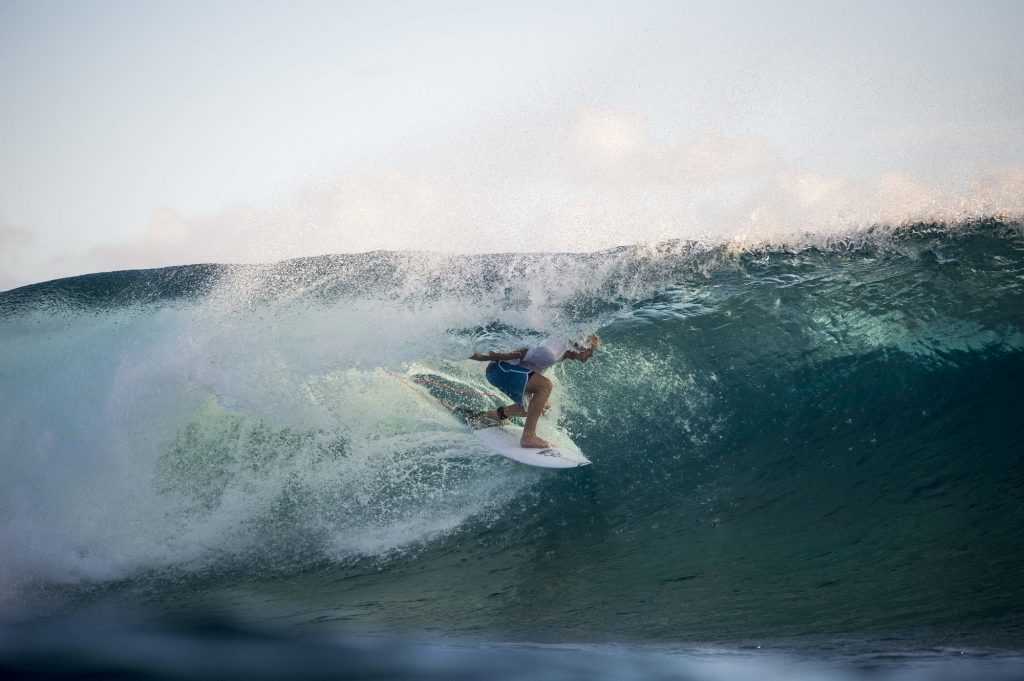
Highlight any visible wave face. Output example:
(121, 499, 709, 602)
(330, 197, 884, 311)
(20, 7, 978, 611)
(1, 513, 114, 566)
(2, 219, 1023, 645)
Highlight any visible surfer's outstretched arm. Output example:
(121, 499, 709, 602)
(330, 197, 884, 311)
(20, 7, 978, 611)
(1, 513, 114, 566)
(470, 349, 527, 361)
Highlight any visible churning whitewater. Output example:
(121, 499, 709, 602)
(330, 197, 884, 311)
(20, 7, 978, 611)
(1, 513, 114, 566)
(1, 219, 1022, 647)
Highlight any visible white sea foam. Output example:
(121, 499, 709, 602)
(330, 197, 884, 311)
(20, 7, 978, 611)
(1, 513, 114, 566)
(0, 293, 552, 605)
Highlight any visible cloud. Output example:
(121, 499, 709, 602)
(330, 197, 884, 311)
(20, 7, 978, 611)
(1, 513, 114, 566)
(270, 171, 490, 255)
(874, 168, 1024, 224)
(89, 208, 194, 270)
(569, 109, 779, 185)
(84, 110, 1024, 276)
(729, 171, 866, 239)
(0, 214, 33, 290)
(726, 165, 1024, 244)
(88, 171, 497, 270)
(0, 214, 31, 251)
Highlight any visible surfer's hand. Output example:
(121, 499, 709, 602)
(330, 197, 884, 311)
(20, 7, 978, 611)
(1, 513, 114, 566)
(470, 352, 487, 361)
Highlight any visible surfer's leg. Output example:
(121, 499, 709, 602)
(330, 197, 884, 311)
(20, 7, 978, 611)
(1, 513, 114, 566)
(482, 361, 532, 422)
(520, 374, 552, 448)
(482, 404, 527, 420)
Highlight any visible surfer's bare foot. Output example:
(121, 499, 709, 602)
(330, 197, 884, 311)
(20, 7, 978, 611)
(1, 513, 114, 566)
(520, 434, 551, 448)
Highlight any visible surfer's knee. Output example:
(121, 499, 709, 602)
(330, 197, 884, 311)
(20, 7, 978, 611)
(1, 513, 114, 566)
(531, 385, 551, 401)
(530, 375, 552, 394)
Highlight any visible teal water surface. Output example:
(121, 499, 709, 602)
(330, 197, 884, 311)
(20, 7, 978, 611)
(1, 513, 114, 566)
(1, 221, 1022, 677)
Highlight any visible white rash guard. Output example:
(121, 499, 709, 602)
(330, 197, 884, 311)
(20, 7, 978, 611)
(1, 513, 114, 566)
(513, 337, 568, 374)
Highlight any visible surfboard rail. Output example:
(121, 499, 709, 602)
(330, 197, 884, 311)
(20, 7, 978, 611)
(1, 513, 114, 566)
(472, 423, 592, 468)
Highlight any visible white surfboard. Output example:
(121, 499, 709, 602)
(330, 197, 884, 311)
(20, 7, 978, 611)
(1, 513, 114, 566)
(472, 423, 592, 468)
(396, 369, 591, 468)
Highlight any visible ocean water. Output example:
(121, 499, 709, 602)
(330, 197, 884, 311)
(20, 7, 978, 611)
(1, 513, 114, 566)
(1, 219, 1022, 679)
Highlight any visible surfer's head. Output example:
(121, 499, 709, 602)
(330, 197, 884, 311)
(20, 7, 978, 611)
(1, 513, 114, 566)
(571, 333, 600, 363)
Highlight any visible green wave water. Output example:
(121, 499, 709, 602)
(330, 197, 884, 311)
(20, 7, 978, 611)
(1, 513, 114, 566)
(1, 220, 1022, 676)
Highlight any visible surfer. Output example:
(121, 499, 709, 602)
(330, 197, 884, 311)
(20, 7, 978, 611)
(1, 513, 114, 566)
(470, 334, 600, 448)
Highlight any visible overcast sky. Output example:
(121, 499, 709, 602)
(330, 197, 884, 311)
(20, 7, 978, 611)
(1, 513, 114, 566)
(1, 0, 1022, 290)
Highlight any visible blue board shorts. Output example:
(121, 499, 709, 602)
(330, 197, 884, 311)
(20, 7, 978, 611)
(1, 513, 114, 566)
(485, 361, 534, 406)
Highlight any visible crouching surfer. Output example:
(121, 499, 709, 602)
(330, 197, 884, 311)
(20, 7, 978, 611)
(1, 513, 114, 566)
(469, 334, 600, 448)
